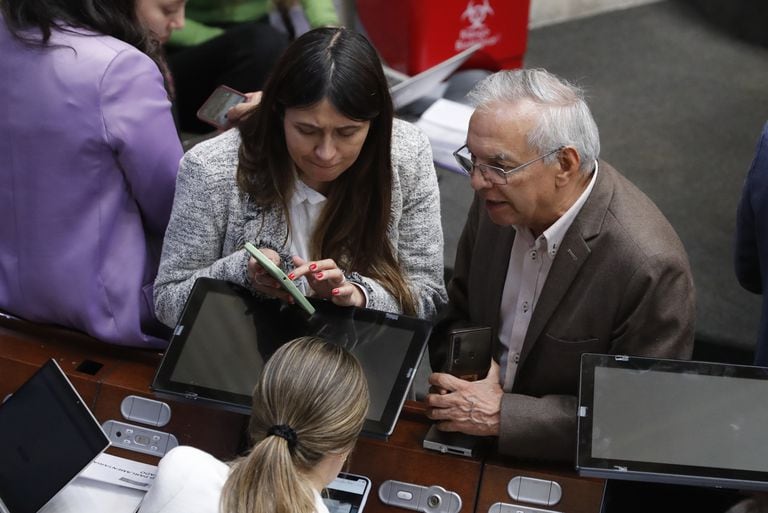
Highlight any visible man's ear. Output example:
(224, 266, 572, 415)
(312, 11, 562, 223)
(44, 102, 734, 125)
(554, 146, 581, 186)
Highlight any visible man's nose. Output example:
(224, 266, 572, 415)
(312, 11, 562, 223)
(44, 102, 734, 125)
(469, 167, 492, 190)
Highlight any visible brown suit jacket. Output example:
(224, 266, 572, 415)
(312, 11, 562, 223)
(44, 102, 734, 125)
(431, 161, 695, 462)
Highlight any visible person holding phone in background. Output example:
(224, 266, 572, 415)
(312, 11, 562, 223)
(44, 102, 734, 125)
(154, 27, 447, 326)
(166, 0, 339, 134)
(139, 336, 369, 513)
(0, 0, 185, 348)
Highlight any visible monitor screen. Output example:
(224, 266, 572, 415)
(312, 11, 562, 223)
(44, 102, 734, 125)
(0, 360, 109, 513)
(153, 278, 431, 438)
(577, 354, 768, 491)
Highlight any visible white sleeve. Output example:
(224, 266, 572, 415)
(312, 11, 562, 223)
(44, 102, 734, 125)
(138, 446, 229, 513)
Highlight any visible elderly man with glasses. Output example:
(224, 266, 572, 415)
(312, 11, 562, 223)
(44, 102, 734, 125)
(426, 68, 695, 462)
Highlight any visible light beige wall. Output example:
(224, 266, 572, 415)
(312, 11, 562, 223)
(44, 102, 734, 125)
(529, 0, 664, 28)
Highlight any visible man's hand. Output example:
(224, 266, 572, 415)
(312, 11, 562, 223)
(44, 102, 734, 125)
(425, 360, 503, 436)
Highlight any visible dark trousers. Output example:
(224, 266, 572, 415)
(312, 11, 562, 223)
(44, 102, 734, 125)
(167, 20, 289, 133)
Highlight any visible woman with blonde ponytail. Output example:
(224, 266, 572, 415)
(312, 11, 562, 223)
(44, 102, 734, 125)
(139, 336, 369, 513)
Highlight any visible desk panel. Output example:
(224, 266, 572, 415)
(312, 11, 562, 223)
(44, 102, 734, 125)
(477, 460, 604, 513)
(0, 327, 246, 462)
(350, 409, 483, 513)
(0, 321, 607, 513)
(0, 328, 102, 409)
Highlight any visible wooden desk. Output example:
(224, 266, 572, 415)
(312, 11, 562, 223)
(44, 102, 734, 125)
(0, 325, 246, 462)
(350, 403, 604, 513)
(350, 404, 483, 513)
(0, 320, 604, 513)
(476, 458, 604, 513)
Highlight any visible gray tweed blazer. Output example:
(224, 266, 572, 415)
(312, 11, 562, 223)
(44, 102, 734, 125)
(154, 119, 448, 326)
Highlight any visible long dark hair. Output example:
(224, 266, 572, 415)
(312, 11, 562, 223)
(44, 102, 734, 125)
(237, 27, 416, 315)
(1, 0, 164, 75)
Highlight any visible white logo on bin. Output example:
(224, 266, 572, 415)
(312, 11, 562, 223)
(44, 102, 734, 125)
(456, 0, 501, 51)
(462, 0, 493, 28)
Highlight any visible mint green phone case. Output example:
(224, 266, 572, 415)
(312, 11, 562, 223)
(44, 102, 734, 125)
(244, 243, 315, 315)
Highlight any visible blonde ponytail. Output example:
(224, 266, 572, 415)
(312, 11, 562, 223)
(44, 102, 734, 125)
(220, 337, 369, 513)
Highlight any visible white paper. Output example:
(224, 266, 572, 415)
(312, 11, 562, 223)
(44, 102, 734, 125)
(39, 477, 145, 513)
(81, 453, 157, 491)
(415, 98, 475, 173)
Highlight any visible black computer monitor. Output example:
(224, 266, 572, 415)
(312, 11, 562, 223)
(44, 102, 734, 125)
(0, 359, 110, 513)
(152, 278, 432, 438)
(578, 353, 768, 491)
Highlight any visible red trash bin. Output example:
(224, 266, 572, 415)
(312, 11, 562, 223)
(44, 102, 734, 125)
(357, 0, 531, 75)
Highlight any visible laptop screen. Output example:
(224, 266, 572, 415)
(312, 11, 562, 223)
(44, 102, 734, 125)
(0, 359, 110, 513)
(152, 278, 431, 438)
(577, 354, 768, 491)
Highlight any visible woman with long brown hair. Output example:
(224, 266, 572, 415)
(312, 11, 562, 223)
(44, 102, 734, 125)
(153, 27, 446, 326)
(139, 336, 369, 513)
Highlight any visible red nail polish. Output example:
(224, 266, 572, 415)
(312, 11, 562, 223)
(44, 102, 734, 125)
(288, 273, 295, 280)
(316, 272, 323, 279)
(332, 288, 340, 295)
(309, 263, 317, 271)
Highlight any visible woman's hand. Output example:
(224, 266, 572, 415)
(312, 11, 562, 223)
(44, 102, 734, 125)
(224, 91, 262, 128)
(289, 256, 365, 308)
(246, 247, 297, 304)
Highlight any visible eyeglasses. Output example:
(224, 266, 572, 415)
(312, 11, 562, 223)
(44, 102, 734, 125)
(452, 145, 564, 185)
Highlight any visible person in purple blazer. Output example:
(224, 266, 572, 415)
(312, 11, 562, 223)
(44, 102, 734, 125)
(735, 122, 768, 366)
(0, 0, 184, 348)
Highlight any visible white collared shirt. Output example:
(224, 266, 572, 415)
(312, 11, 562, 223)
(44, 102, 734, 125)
(497, 161, 599, 390)
(287, 178, 326, 295)
(288, 177, 327, 267)
(287, 178, 369, 305)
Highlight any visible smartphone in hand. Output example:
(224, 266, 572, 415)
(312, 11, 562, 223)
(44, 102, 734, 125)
(324, 472, 371, 512)
(445, 326, 492, 381)
(244, 243, 315, 315)
(196, 85, 247, 130)
(422, 326, 493, 458)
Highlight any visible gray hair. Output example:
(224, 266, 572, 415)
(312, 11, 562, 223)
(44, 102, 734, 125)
(468, 68, 600, 173)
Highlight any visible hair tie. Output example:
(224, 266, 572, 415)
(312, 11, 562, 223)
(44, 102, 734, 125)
(267, 424, 298, 449)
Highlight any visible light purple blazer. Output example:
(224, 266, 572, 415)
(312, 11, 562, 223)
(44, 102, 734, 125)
(0, 21, 182, 348)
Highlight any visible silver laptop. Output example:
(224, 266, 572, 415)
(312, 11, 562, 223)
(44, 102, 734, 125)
(0, 359, 110, 513)
(387, 44, 481, 109)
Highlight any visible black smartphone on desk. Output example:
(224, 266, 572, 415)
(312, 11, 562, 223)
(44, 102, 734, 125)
(423, 425, 484, 458)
